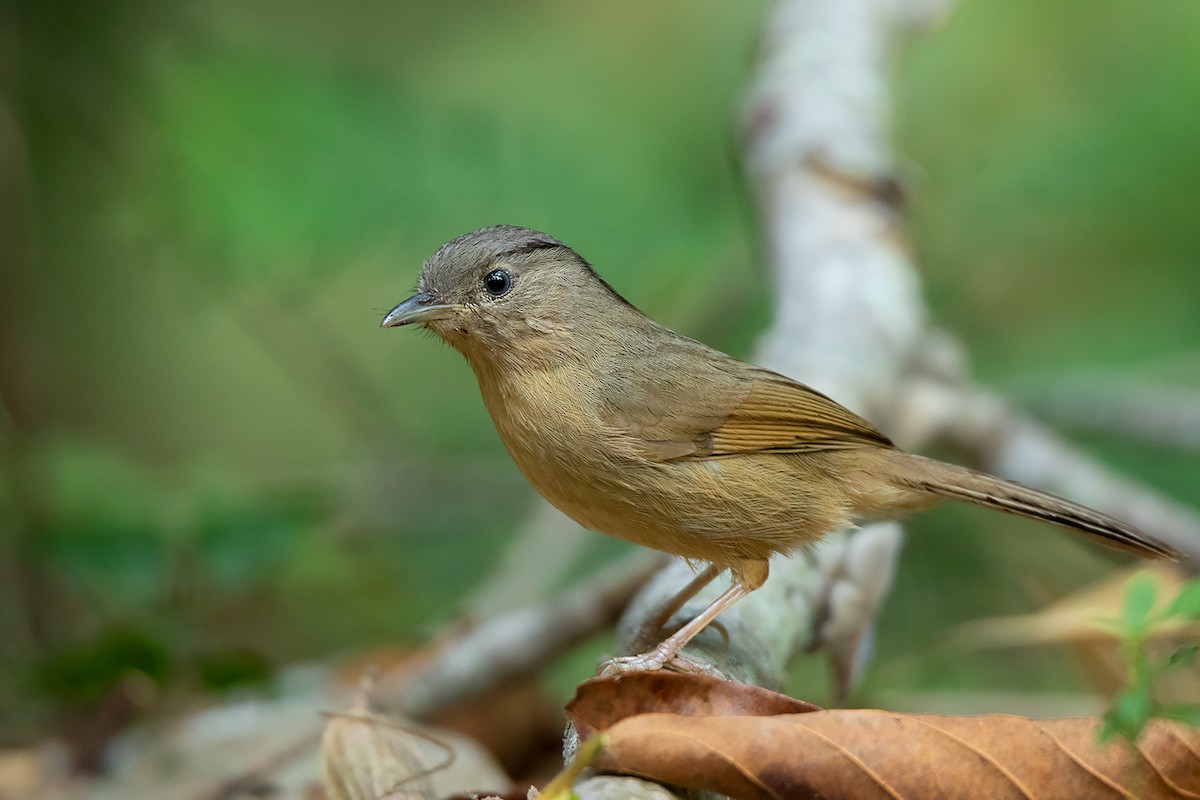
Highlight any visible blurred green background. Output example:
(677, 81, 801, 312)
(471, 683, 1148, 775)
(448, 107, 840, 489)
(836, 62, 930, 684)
(1, 0, 1197, 755)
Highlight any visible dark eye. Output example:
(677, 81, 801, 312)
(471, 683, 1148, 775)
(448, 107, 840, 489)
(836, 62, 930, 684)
(483, 269, 511, 297)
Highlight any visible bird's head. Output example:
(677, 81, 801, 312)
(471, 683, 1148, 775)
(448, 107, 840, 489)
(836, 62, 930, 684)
(382, 225, 636, 359)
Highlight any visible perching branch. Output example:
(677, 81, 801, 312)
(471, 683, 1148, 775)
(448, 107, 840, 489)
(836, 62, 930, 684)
(606, 0, 958, 705)
(738, 0, 953, 696)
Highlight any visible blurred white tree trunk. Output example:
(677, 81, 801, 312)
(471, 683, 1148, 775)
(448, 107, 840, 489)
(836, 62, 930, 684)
(738, 0, 952, 694)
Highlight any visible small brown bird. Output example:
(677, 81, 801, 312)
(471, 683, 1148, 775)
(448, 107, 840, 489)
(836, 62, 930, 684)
(383, 225, 1178, 673)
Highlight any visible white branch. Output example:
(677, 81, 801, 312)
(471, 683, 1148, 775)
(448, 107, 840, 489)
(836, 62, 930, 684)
(609, 0, 960, 702)
(382, 551, 663, 719)
(736, 0, 950, 694)
(1025, 378, 1200, 451)
(570, 0, 943, 777)
(744, 0, 926, 409)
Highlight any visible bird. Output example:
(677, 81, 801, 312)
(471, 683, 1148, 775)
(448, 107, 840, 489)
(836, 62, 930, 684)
(381, 224, 1179, 674)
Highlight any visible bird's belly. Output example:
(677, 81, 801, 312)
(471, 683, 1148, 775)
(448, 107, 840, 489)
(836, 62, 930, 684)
(479, 369, 862, 567)
(513, 441, 856, 567)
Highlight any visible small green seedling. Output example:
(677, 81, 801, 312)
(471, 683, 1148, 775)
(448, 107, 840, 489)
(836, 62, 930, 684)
(1099, 572, 1200, 743)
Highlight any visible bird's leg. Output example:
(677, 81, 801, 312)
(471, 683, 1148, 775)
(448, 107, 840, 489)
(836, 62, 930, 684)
(601, 559, 768, 675)
(638, 563, 721, 641)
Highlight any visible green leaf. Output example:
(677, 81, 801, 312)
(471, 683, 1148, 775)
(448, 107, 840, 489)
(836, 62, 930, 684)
(197, 647, 273, 692)
(1122, 572, 1159, 634)
(1168, 644, 1199, 668)
(1166, 578, 1200, 620)
(36, 628, 172, 706)
(1103, 686, 1153, 742)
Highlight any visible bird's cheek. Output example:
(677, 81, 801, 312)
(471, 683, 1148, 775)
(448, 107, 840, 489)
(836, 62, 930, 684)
(427, 309, 472, 334)
(421, 317, 468, 345)
(525, 316, 558, 335)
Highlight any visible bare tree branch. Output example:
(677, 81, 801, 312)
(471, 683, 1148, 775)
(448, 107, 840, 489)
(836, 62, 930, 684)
(605, 0, 958, 707)
(738, 0, 962, 693)
(463, 501, 593, 620)
(379, 551, 664, 719)
(1024, 377, 1200, 452)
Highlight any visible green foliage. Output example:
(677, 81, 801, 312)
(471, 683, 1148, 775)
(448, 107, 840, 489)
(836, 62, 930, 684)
(35, 628, 172, 709)
(35, 629, 274, 712)
(196, 648, 274, 693)
(1099, 573, 1200, 744)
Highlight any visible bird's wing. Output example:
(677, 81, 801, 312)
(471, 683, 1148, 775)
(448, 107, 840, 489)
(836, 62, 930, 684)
(700, 372, 894, 458)
(605, 354, 893, 462)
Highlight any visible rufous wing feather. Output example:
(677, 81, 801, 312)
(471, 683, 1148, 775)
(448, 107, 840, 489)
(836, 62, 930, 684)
(612, 366, 893, 462)
(701, 374, 893, 457)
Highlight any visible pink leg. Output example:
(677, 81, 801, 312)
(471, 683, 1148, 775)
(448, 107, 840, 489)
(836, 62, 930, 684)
(602, 559, 769, 675)
(642, 563, 721, 636)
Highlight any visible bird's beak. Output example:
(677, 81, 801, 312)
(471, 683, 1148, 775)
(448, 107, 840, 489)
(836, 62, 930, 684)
(380, 292, 458, 328)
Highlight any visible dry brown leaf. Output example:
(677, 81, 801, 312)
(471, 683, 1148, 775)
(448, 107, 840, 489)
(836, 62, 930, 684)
(598, 711, 1200, 799)
(567, 674, 1200, 800)
(950, 564, 1200, 700)
(569, 672, 819, 739)
(953, 564, 1199, 650)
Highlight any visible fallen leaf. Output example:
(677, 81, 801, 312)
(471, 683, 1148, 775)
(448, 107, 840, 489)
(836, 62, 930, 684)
(567, 674, 1200, 799)
(568, 672, 819, 739)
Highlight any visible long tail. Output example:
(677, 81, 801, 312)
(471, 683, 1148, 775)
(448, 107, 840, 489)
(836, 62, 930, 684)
(876, 450, 1179, 560)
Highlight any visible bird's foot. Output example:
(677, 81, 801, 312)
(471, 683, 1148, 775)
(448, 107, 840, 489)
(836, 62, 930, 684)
(662, 653, 724, 678)
(597, 649, 721, 678)
(597, 649, 667, 677)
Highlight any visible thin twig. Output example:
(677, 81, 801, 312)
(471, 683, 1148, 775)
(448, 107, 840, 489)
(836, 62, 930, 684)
(377, 550, 664, 718)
